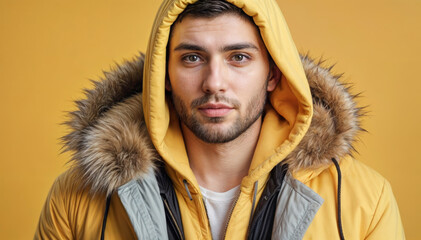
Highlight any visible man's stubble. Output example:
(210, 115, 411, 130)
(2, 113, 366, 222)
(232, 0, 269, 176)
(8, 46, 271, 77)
(171, 81, 269, 144)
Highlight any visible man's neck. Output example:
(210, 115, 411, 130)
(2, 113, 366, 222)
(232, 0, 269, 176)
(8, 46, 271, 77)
(181, 118, 262, 192)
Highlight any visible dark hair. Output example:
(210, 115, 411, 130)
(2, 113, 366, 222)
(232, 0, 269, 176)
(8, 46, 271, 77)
(175, 0, 254, 24)
(168, 0, 258, 47)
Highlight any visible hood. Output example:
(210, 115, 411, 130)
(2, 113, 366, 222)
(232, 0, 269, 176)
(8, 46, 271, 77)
(143, 0, 314, 192)
(63, 53, 363, 195)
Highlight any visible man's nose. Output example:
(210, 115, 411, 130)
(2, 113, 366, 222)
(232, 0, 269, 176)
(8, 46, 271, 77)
(201, 58, 228, 94)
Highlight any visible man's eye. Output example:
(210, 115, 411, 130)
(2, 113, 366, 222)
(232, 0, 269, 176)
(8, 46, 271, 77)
(231, 54, 249, 62)
(232, 55, 244, 61)
(183, 55, 201, 62)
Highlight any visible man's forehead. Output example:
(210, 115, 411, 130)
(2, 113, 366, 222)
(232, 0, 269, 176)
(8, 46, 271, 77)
(169, 14, 264, 51)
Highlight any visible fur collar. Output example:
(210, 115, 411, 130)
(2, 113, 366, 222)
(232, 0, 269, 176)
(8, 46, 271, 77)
(62, 53, 364, 195)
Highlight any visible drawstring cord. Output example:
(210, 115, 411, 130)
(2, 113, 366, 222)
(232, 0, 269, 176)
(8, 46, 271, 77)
(101, 194, 112, 240)
(248, 181, 259, 228)
(331, 158, 345, 240)
(183, 179, 193, 201)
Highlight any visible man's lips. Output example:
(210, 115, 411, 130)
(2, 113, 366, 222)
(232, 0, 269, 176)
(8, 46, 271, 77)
(198, 103, 233, 117)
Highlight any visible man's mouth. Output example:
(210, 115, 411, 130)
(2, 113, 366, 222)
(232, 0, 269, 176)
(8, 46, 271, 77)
(198, 103, 233, 117)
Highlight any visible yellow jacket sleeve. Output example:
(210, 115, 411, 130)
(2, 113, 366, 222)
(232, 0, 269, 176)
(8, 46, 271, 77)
(34, 176, 73, 240)
(366, 179, 405, 239)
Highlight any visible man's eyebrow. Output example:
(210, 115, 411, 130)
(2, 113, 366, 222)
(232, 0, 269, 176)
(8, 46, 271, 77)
(222, 43, 259, 52)
(174, 43, 207, 52)
(173, 43, 259, 52)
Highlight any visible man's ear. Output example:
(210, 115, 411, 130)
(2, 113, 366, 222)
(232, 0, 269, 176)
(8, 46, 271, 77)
(267, 64, 281, 92)
(165, 76, 172, 91)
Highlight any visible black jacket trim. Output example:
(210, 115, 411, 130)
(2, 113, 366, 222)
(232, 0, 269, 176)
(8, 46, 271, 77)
(156, 164, 185, 240)
(248, 163, 288, 239)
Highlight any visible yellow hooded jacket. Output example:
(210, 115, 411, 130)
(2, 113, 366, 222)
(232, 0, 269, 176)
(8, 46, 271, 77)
(35, 0, 405, 239)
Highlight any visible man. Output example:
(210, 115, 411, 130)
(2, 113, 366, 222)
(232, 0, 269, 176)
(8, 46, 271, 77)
(35, 0, 405, 239)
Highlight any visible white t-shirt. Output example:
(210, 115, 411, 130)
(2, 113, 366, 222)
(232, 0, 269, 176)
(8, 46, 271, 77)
(199, 185, 241, 240)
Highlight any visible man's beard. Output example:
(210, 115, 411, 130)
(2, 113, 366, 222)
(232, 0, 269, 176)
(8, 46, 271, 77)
(171, 84, 268, 144)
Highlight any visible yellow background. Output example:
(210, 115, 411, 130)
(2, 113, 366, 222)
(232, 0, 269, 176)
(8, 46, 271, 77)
(1, 0, 420, 239)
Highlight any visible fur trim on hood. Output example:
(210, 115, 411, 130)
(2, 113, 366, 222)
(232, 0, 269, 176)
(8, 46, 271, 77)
(62, 53, 364, 195)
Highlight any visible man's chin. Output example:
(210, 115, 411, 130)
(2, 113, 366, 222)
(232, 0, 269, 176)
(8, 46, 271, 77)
(203, 116, 226, 124)
(190, 125, 242, 144)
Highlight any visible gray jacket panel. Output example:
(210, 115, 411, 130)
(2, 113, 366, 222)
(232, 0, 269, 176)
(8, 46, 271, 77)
(117, 169, 168, 240)
(272, 174, 324, 240)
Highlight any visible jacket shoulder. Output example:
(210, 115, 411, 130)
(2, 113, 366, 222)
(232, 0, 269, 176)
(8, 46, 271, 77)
(35, 169, 137, 239)
(343, 157, 386, 188)
(35, 169, 104, 239)
(304, 158, 405, 239)
(342, 158, 405, 239)
(44, 168, 105, 204)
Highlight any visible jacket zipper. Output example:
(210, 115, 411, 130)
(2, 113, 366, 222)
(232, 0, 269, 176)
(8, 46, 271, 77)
(222, 195, 240, 239)
(163, 198, 184, 240)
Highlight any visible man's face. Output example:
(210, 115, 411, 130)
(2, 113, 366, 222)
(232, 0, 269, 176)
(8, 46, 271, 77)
(167, 14, 278, 143)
